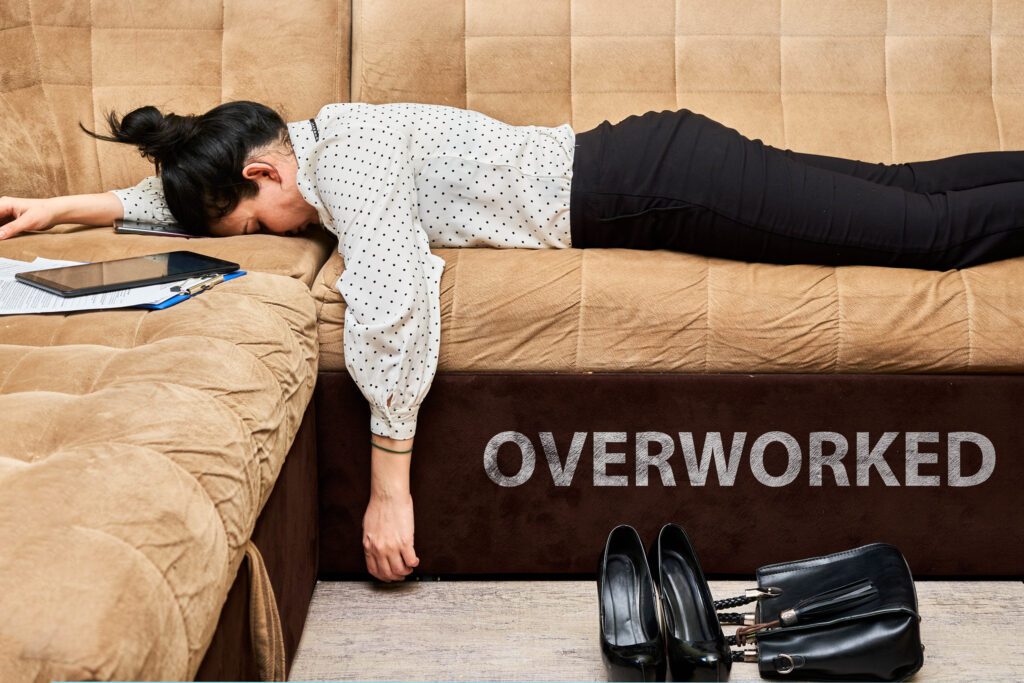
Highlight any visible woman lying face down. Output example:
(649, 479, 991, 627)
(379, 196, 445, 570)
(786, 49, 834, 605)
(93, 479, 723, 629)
(102, 102, 322, 237)
(7, 98, 1024, 585)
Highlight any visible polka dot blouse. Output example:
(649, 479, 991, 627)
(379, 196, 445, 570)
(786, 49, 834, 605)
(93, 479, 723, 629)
(110, 102, 576, 440)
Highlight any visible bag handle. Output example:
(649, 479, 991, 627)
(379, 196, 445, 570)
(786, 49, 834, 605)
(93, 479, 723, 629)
(715, 579, 879, 659)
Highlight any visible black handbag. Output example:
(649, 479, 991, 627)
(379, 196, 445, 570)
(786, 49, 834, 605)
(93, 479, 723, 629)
(715, 543, 924, 681)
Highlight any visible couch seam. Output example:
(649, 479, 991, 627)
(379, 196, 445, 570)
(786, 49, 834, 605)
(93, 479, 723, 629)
(463, 0, 469, 108)
(990, 1, 1004, 149)
(778, 0, 785, 150)
(670, 0, 677, 112)
(130, 308, 148, 348)
(885, 0, 895, 163)
(15, 0, 59, 192)
(90, 0, 104, 192)
(0, 346, 34, 395)
(832, 268, 842, 372)
(959, 269, 975, 370)
(87, 26, 224, 32)
(566, 32, 997, 38)
(569, 0, 575, 124)
(466, 33, 580, 39)
(219, 0, 225, 104)
(27, 0, 74, 195)
(703, 258, 710, 374)
(574, 249, 585, 371)
(353, 0, 363, 100)
(342, 0, 350, 101)
(448, 250, 462, 361)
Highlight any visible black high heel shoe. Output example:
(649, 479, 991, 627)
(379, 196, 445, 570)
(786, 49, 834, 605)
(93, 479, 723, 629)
(597, 525, 666, 682)
(648, 524, 731, 682)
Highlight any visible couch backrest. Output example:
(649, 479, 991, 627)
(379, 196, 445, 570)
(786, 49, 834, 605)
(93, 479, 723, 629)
(5, 0, 1024, 201)
(1, 0, 351, 198)
(352, 0, 1024, 162)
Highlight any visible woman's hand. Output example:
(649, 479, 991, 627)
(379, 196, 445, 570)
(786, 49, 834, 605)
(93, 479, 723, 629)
(0, 192, 123, 239)
(363, 487, 418, 582)
(0, 196, 58, 239)
(363, 435, 420, 582)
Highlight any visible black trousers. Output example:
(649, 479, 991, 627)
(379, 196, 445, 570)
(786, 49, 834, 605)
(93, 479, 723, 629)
(570, 109, 1024, 270)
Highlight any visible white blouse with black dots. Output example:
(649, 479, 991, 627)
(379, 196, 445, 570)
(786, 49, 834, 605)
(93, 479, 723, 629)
(110, 102, 576, 440)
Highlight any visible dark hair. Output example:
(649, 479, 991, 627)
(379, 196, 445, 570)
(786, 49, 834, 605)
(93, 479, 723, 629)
(80, 101, 288, 235)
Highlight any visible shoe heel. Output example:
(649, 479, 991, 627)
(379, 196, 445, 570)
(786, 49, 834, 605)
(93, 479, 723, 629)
(597, 524, 667, 682)
(649, 524, 731, 682)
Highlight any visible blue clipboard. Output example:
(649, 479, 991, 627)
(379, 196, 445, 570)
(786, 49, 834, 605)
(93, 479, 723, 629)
(137, 271, 247, 310)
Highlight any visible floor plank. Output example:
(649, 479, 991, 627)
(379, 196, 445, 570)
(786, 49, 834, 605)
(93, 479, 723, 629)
(289, 580, 1024, 681)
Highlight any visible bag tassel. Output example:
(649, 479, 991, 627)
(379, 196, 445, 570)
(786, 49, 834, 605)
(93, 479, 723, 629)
(781, 578, 878, 626)
(729, 579, 878, 646)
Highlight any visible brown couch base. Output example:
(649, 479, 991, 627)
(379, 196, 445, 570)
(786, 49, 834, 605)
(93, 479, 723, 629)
(196, 402, 319, 681)
(316, 372, 1023, 577)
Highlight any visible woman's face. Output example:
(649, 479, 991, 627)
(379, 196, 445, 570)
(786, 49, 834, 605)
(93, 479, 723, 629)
(210, 189, 319, 237)
(209, 154, 320, 237)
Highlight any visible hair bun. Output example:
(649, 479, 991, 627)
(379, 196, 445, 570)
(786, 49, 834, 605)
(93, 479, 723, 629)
(85, 106, 201, 168)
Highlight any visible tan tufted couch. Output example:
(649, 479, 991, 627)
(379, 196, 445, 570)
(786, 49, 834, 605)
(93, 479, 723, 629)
(3, 0, 1024, 681)
(315, 0, 1024, 582)
(1, 1, 346, 680)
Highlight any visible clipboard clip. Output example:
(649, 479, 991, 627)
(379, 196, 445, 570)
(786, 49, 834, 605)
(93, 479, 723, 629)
(186, 274, 227, 296)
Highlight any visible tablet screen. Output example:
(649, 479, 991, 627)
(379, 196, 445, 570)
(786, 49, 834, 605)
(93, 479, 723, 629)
(16, 251, 239, 297)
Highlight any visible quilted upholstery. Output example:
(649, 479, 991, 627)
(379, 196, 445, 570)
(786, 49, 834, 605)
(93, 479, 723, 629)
(309, 0, 1024, 374)
(314, 247, 1024, 373)
(1, 1, 343, 680)
(352, 0, 1024, 155)
(0, 272, 318, 680)
(1, 0, 351, 199)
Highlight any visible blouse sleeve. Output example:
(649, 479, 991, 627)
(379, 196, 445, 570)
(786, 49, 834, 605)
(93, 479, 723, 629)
(109, 176, 174, 223)
(314, 127, 445, 440)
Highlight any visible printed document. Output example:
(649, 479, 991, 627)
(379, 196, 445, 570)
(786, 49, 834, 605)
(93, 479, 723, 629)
(0, 257, 209, 315)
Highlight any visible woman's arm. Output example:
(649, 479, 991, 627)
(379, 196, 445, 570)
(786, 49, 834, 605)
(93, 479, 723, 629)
(0, 192, 124, 239)
(313, 122, 444, 582)
(363, 433, 420, 582)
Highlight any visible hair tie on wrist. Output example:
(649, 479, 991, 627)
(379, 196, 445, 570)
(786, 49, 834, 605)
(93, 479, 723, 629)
(371, 439, 413, 454)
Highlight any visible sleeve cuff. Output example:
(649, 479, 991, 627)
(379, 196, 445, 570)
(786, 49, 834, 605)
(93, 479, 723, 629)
(369, 402, 418, 440)
(109, 177, 173, 223)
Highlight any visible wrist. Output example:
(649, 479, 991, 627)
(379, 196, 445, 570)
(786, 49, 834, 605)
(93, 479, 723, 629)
(370, 435, 413, 499)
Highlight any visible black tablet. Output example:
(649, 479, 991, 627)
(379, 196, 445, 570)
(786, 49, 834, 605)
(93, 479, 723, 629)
(15, 251, 240, 297)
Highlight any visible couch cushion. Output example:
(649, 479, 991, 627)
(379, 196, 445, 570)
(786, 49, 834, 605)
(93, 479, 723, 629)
(313, 247, 1024, 374)
(325, 0, 1024, 376)
(0, 271, 317, 681)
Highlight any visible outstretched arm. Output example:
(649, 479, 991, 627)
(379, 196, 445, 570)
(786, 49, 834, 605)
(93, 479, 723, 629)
(1, 176, 172, 241)
(0, 192, 123, 239)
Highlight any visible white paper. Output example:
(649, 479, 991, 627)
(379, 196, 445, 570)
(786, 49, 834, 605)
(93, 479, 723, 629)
(0, 257, 212, 315)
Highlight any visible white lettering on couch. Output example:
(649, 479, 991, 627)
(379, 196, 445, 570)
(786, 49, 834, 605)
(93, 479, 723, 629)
(482, 431, 996, 488)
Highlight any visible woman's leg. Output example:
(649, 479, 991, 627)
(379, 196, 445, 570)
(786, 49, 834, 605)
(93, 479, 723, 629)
(782, 148, 1024, 193)
(570, 110, 1024, 270)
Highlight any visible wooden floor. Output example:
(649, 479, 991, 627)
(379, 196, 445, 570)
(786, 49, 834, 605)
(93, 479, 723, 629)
(289, 579, 1024, 682)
